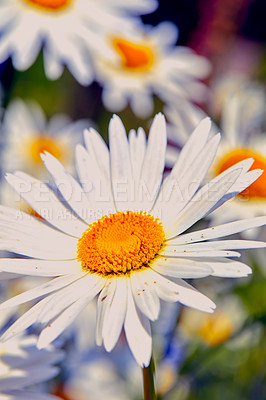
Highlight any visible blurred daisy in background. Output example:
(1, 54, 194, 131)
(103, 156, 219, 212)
(54, 357, 132, 400)
(206, 79, 266, 229)
(164, 100, 209, 168)
(165, 78, 266, 235)
(179, 294, 245, 347)
(93, 21, 211, 118)
(0, 0, 153, 84)
(1, 98, 89, 210)
(0, 334, 64, 400)
(2, 98, 89, 175)
(0, 114, 265, 368)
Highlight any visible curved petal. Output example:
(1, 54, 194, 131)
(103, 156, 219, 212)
(5, 172, 87, 237)
(102, 276, 128, 352)
(130, 269, 160, 321)
(96, 278, 117, 346)
(124, 278, 152, 367)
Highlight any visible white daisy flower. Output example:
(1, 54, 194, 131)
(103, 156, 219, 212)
(205, 81, 266, 229)
(0, 114, 265, 367)
(1, 98, 90, 213)
(164, 80, 266, 233)
(2, 98, 89, 175)
(0, 334, 64, 400)
(0, 0, 148, 84)
(179, 294, 246, 347)
(93, 21, 211, 118)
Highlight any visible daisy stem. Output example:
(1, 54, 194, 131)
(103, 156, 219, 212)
(142, 357, 157, 400)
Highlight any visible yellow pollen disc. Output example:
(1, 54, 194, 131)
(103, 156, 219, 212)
(112, 37, 156, 72)
(216, 148, 266, 199)
(23, 0, 72, 12)
(29, 135, 62, 164)
(77, 211, 165, 276)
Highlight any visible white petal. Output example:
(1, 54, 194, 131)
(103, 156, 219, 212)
(200, 258, 252, 277)
(152, 257, 213, 279)
(209, 164, 262, 214)
(124, 278, 152, 367)
(130, 269, 160, 321)
(5, 172, 87, 237)
(83, 127, 110, 177)
(0, 205, 77, 259)
(0, 259, 80, 277)
(130, 91, 154, 118)
(171, 118, 211, 177)
(0, 239, 73, 261)
(96, 278, 116, 346)
(37, 296, 93, 349)
(0, 274, 80, 310)
(158, 250, 241, 258)
(163, 239, 266, 253)
(102, 87, 128, 112)
(102, 276, 128, 352)
(231, 169, 263, 194)
(6, 16, 42, 70)
(1, 296, 53, 342)
(43, 40, 64, 80)
(40, 152, 94, 224)
(75, 141, 115, 218)
(129, 127, 146, 185)
(158, 133, 220, 222)
(165, 167, 242, 238)
(109, 115, 133, 211)
(170, 278, 216, 312)
(37, 274, 102, 324)
(139, 114, 167, 212)
(141, 267, 215, 311)
(37, 276, 105, 348)
(168, 216, 266, 245)
(150, 270, 181, 302)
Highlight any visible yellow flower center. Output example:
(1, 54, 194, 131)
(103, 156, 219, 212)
(112, 37, 156, 72)
(77, 211, 165, 276)
(29, 135, 62, 164)
(23, 0, 72, 12)
(199, 313, 234, 346)
(216, 148, 266, 199)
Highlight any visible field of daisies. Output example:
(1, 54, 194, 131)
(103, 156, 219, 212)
(0, 1, 265, 399)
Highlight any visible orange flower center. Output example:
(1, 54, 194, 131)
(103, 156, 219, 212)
(29, 135, 62, 164)
(77, 211, 165, 275)
(23, 0, 72, 12)
(112, 37, 156, 72)
(216, 148, 266, 199)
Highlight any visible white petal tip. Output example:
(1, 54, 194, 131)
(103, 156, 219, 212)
(153, 112, 166, 125)
(142, 359, 151, 367)
(4, 173, 13, 181)
(199, 117, 212, 131)
(111, 114, 121, 123)
(37, 334, 51, 350)
(104, 344, 113, 353)
(103, 336, 117, 353)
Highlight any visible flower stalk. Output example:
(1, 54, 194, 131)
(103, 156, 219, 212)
(142, 357, 157, 400)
